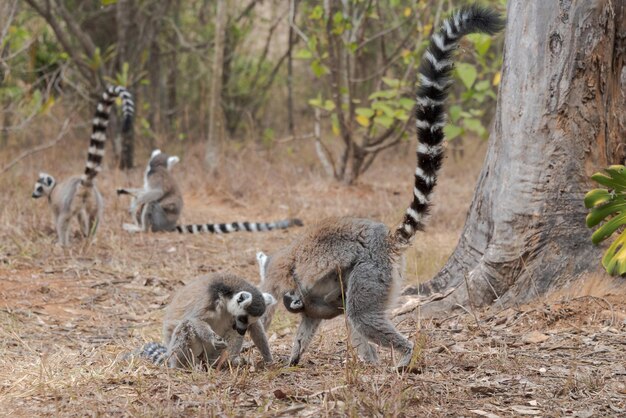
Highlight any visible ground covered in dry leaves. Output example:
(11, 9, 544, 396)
(1, 139, 625, 416)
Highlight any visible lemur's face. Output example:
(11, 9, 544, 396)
(227, 291, 276, 335)
(32, 173, 55, 199)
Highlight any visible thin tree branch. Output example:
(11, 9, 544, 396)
(235, 0, 260, 23)
(0, 0, 18, 48)
(0, 118, 71, 175)
(23, 0, 95, 83)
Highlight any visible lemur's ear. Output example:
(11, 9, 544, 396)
(262, 293, 277, 307)
(151, 149, 162, 158)
(167, 156, 180, 170)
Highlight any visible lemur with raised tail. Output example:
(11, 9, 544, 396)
(32, 86, 134, 246)
(137, 273, 276, 369)
(117, 149, 303, 233)
(256, 6, 505, 368)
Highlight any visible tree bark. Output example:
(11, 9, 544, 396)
(287, 0, 298, 136)
(205, 0, 228, 171)
(117, 0, 134, 169)
(406, 0, 626, 313)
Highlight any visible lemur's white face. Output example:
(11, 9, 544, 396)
(227, 290, 276, 335)
(256, 251, 269, 282)
(32, 172, 55, 199)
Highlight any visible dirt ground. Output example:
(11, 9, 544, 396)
(0, 136, 625, 417)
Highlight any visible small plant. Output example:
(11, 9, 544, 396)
(584, 164, 626, 276)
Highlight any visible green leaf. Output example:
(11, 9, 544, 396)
(591, 212, 626, 245)
(463, 118, 486, 137)
(371, 102, 395, 117)
(456, 63, 477, 89)
(602, 230, 626, 276)
(467, 33, 492, 57)
(309, 6, 324, 20)
(374, 115, 394, 128)
(475, 80, 491, 92)
(444, 124, 463, 140)
(449, 105, 462, 123)
(605, 165, 626, 184)
(311, 60, 329, 77)
(586, 164, 626, 276)
(355, 107, 375, 118)
(586, 198, 626, 227)
(294, 49, 313, 59)
(584, 189, 613, 209)
(101, 0, 118, 5)
(382, 77, 401, 88)
(368, 90, 397, 100)
(394, 109, 409, 121)
(398, 98, 414, 111)
(591, 172, 626, 192)
(322, 100, 335, 111)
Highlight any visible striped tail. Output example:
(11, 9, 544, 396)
(81, 85, 135, 186)
(140, 342, 168, 365)
(175, 218, 303, 234)
(392, 6, 504, 249)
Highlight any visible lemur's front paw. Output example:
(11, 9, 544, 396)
(211, 337, 228, 351)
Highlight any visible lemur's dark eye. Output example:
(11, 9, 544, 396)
(237, 315, 248, 325)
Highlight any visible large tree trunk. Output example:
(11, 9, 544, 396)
(204, 0, 228, 171)
(406, 0, 626, 313)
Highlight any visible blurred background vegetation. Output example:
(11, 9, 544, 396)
(1, 0, 505, 182)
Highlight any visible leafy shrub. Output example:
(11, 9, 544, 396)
(584, 165, 626, 276)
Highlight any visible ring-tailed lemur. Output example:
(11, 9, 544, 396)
(32, 86, 134, 245)
(117, 149, 304, 233)
(256, 6, 505, 368)
(136, 273, 276, 369)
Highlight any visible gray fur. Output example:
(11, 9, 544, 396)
(140, 273, 276, 369)
(117, 149, 183, 233)
(31, 86, 133, 246)
(33, 174, 103, 246)
(261, 218, 412, 367)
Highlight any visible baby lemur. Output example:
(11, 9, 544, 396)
(139, 273, 276, 369)
(257, 6, 505, 368)
(117, 149, 304, 233)
(32, 85, 134, 245)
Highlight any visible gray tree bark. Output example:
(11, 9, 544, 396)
(116, 0, 134, 169)
(205, 0, 228, 171)
(405, 0, 626, 313)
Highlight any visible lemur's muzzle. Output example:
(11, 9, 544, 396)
(233, 323, 247, 336)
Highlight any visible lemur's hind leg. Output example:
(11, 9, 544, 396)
(345, 262, 413, 367)
(145, 202, 176, 232)
(56, 213, 71, 246)
(288, 315, 322, 366)
(77, 210, 90, 237)
(167, 319, 228, 369)
(348, 324, 379, 363)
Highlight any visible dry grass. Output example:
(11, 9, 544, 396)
(1, 131, 625, 417)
